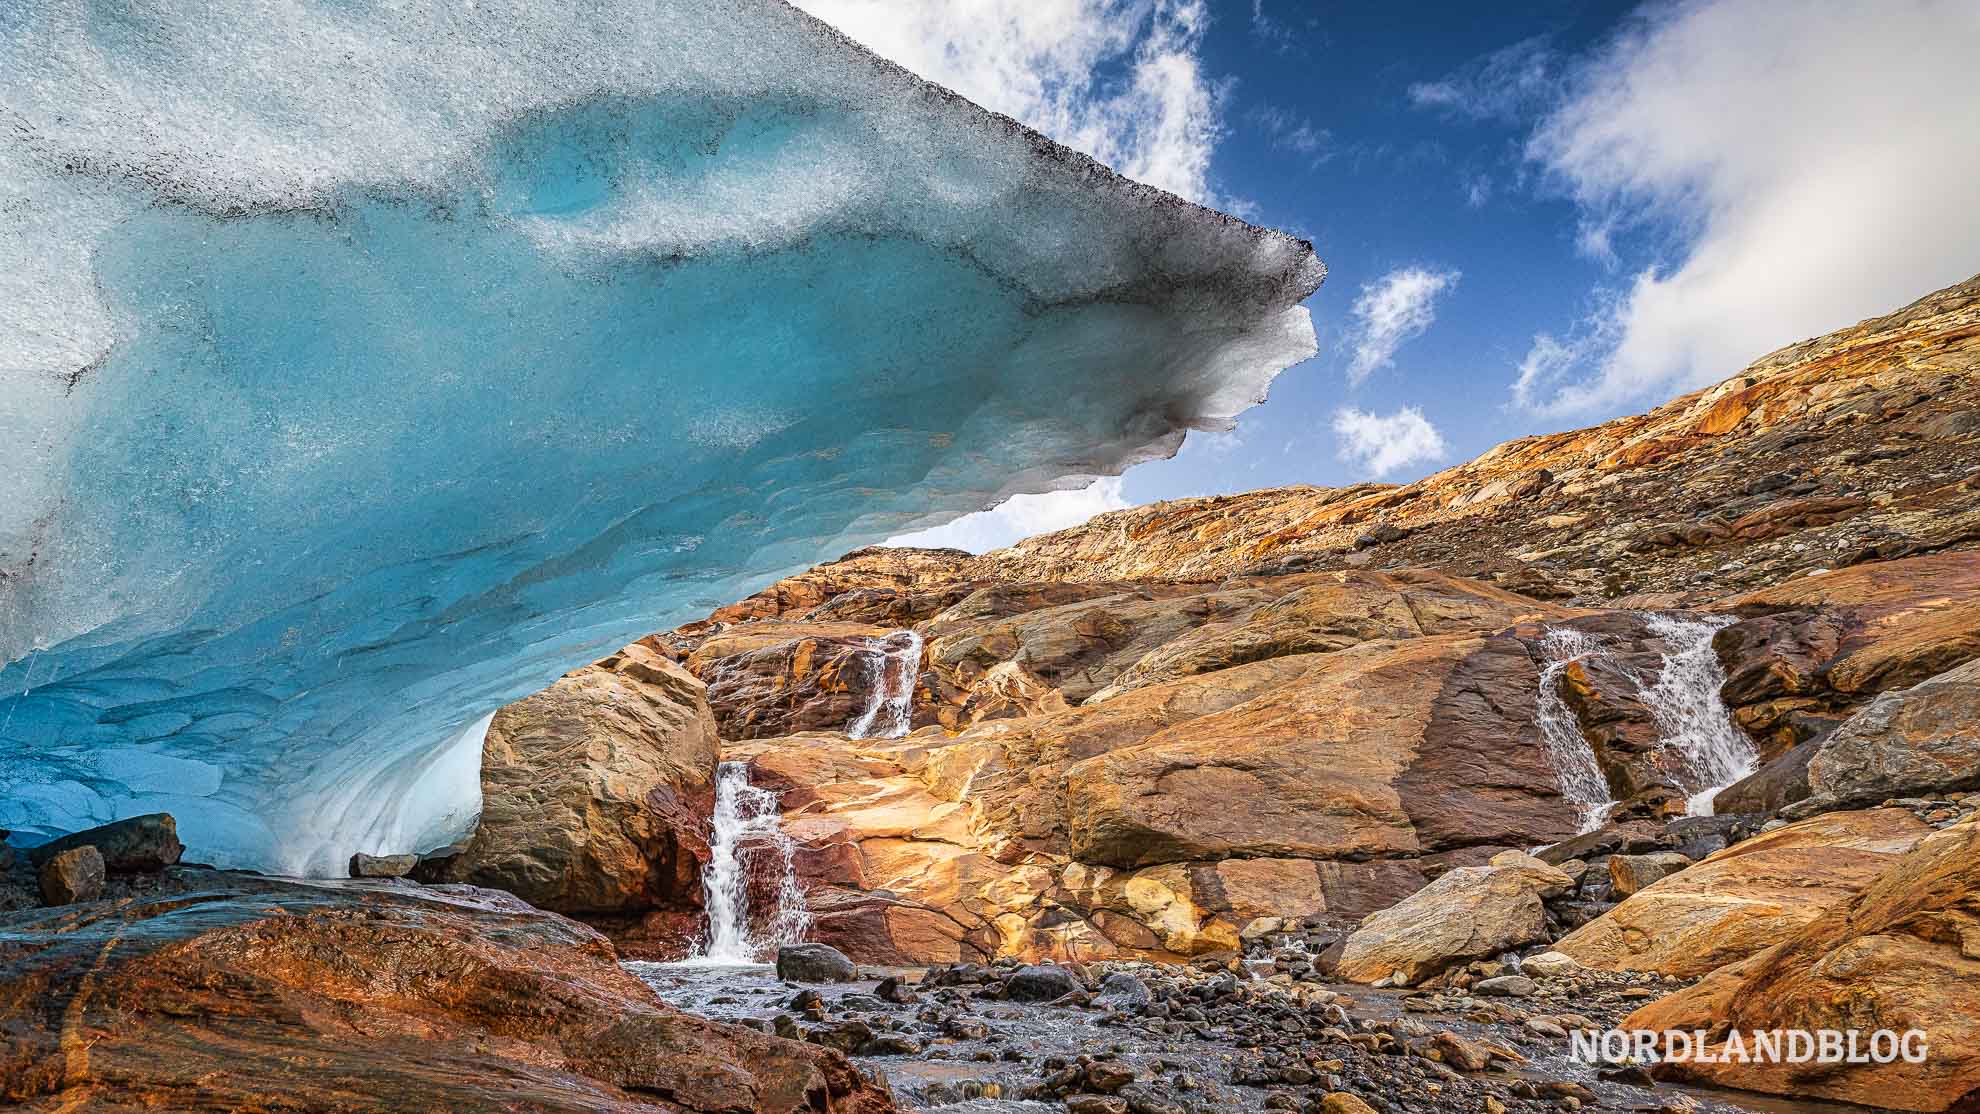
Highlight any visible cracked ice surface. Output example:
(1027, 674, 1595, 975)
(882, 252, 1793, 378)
(0, 0, 1322, 874)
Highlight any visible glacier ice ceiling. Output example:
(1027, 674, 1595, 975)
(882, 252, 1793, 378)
(0, 0, 1322, 874)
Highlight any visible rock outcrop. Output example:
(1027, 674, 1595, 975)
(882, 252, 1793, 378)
(0, 871, 895, 1114)
(1627, 816, 1980, 1112)
(1807, 658, 1980, 806)
(422, 643, 719, 926)
(1555, 808, 1932, 976)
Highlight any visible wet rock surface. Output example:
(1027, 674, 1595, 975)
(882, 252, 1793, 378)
(0, 869, 896, 1114)
(633, 949, 1855, 1114)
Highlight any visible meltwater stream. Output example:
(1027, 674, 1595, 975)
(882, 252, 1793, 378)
(693, 761, 810, 964)
(1534, 613, 1758, 827)
(848, 630, 924, 740)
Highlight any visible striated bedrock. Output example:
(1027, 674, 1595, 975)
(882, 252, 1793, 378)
(1805, 658, 1980, 806)
(1062, 633, 1574, 869)
(1553, 807, 1932, 978)
(0, 873, 894, 1114)
(855, 273, 1980, 599)
(1707, 550, 1980, 799)
(668, 569, 1579, 965)
(0, 1, 1323, 874)
(418, 642, 718, 923)
(1626, 816, 1980, 1113)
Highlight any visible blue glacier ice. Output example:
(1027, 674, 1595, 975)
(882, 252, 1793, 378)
(0, 0, 1322, 874)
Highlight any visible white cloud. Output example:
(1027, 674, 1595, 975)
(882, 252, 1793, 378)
(1343, 266, 1461, 383)
(886, 477, 1130, 554)
(1249, 104, 1332, 166)
(793, 0, 1224, 205)
(1408, 35, 1560, 123)
(1516, 0, 1980, 414)
(1331, 407, 1447, 477)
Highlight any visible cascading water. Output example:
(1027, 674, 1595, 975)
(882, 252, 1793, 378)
(1530, 612, 1760, 826)
(1642, 613, 1756, 814)
(1534, 628, 1618, 833)
(847, 630, 924, 740)
(691, 761, 809, 964)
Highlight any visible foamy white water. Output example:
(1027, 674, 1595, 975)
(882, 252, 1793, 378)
(1531, 613, 1759, 828)
(694, 761, 809, 964)
(1534, 627, 1619, 833)
(1642, 613, 1756, 814)
(847, 630, 924, 740)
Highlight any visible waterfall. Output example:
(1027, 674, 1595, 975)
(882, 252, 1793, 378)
(847, 630, 923, 740)
(1641, 613, 1756, 814)
(692, 761, 810, 964)
(1531, 612, 1759, 826)
(1535, 627, 1618, 833)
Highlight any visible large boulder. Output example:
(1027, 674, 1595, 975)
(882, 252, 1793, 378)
(1336, 851, 1572, 985)
(1554, 807, 1932, 977)
(0, 872, 895, 1114)
(37, 846, 105, 905)
(424, 643, 718, 917)
(1627, 816, 1980, 1112)
(775, 942, 857, 983)
(1806, 658, 1980, 806)
(26, 813, 182, 874)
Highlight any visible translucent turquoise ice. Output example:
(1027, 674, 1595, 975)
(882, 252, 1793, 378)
(0, 1, 1321, 873)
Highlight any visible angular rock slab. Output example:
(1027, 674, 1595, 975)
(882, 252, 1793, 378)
(0, 871, 894, 1113)
(1556, 807, 1932, 977)
(1336, 851, 1572, 985)
(1627, 816, 1980, 1112)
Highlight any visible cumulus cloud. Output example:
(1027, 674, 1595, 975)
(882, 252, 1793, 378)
(793, 0, 1223, 204)
(1331, 407, 1447, 477)
(1514, 0, 1980, 414)
(1343, 266, 1461, 383)
(886, 477, 1130, 554)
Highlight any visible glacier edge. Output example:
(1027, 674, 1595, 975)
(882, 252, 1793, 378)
(0, 0, 1322, 874)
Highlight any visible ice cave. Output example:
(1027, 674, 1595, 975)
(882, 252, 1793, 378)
(0, 0, 1323, 874)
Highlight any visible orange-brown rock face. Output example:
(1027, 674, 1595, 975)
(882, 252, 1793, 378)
(1626, 816, 1980, 1112)
(1553, 807, 1933, 976)
(964, 273, 1980, 600)
(0, 873, 894, 1114)
(423, 643, 719, 926)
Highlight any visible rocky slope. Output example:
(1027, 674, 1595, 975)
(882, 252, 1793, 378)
(610, 274, 1980, 1112)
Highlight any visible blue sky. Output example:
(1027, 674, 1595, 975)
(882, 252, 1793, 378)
(798, 0, 1980, 550)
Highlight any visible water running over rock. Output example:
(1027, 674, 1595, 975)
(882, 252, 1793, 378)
(847, 630, 923, 740)
(1641, 613, 1756, 814)
(694, 761, 809, 964)
(1533, 613, 1759, 822)
(1534, 628, 1618, 832)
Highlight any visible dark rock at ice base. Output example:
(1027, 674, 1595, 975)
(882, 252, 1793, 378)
(349, 852, 419, 879)
(1004, 963, 1082, 1002)
(27, 813, 183, 875)
(873, 975, 917, 1004)
(776, 942, 857, 983)
(39, 846, 105, 905)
